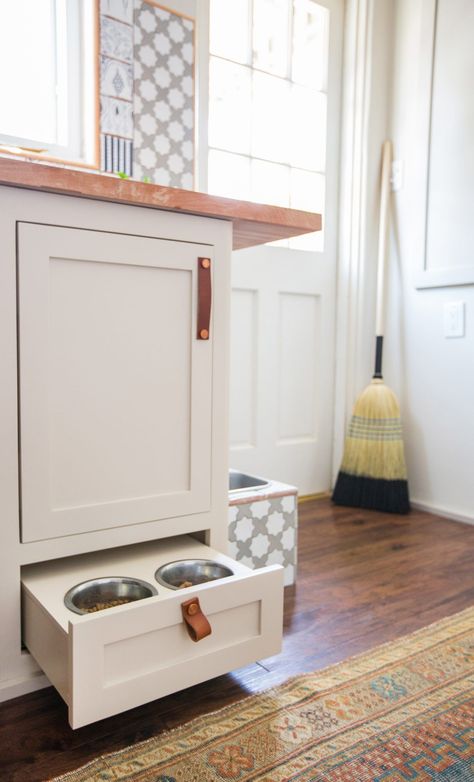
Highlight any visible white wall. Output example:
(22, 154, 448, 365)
(385, 0, 474, 521)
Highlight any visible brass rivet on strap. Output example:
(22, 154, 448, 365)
(187, 603, 199, 616)
(201, 258, 211, 269)
(200, 328, 209, 340)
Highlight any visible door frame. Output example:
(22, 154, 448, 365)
(332, 0, 394, 484)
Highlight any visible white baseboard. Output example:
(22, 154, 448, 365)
(0, 671, 50, 703)
(411, 499, 474, 526)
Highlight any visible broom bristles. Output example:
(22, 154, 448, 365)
(332, 379, 410, 513)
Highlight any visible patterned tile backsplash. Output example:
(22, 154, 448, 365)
(98, 1, 195, 187)
(229, 481, 298, 587)
(101, 96, 134, 138)
(101, 134, 133, 176)
(101, 16, 134, 62)
(101, 56, 133, 100)
(100, 0, 134, 24)
(132, 1, 195, 188)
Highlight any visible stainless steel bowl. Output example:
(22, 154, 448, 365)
(64, 576, 158, 615)
(229, 470, 270, 494)
(155, 559, 234, 590)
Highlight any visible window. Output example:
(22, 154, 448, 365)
(208, 0, 329, 250)
(0, 0, 98, 167)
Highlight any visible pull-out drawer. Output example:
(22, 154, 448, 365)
(22, 537, 283, 728)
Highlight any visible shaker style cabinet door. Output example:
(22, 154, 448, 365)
(17, 223, 213, 542)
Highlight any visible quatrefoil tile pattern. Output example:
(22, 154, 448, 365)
(228, 487, 298, 586)
(133, 1, 194, 188)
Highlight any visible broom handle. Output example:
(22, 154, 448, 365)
(373, 140, 392, 379)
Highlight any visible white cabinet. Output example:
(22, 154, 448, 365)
(0, 179, 287, 728)
(18, 223, 213, 542)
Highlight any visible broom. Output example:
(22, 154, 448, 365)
(332, 140, 410, 514)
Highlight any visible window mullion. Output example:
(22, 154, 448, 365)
(0, 0, 92, 165)
(66, 0, 82, 159)
(248, 0, 255, 199)
(54, 0, 72, 150)
(287, 0, 294, 81)
(52, 0, 61, 145)
(248, 0, 255, 66)
(208, 0, 330, 245)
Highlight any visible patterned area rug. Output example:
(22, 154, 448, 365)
(51, 607, 474, 781)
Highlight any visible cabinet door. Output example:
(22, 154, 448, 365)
(18, 223, 213, 542)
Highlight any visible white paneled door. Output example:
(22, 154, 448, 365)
(229, 244, 336, 495)
(211, 0, 343, 495)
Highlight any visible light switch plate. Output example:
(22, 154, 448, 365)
(444, 301, 465, 338)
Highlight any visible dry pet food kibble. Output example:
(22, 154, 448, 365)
(85, 598, 132, 613)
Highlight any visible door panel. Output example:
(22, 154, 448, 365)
(229, 245, 335, 495)
(277, 291, 321, 442)
(18, 223, 213, 542)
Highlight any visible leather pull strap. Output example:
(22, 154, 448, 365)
(181, 597, 212, 642)
(197, 257, 212, 340)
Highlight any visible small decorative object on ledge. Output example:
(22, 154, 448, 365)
(132, 1, 194, 188)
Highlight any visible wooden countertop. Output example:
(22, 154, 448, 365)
(0, 159, 321, 250)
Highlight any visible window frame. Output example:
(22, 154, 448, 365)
(0, 0, 100, 170)
(206, 0, 331, 250)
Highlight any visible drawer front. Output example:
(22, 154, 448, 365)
(21, 537, 284, 728)
(69, 566, 283, 728)
(17, 223, 214, 542)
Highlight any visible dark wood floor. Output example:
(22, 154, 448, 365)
(1, 498, 474, 782)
